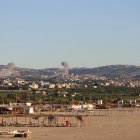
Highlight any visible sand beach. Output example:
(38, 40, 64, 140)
(0, 109, 140, 140)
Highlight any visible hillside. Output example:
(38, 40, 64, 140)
(70, 65, 140, 78)
(0, 64, 140, 79)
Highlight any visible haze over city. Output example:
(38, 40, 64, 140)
(0, 0, 140, 69)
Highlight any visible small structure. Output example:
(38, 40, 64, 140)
(97, 100, 103, 105)
(0, 129, 31, 138)
(75, 115, 83, 126)
(10, 102, 34, 114)
(0, 103, 34, 115)
(48, 115, 56, 126)
(0, 105, 12, 114)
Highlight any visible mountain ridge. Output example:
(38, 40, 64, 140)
(0, 64, 140, 79)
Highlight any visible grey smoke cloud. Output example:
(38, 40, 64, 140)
(0, 63, 16, 77)
(7, 63, 15, 70)
(61, 61, 69, 75)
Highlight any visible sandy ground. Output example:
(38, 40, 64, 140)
(0, 110, 140, 140)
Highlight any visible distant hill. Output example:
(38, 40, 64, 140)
(70, 65, 140, 78)
(0, 64, 140, 79)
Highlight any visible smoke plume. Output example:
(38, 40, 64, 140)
(61, 61, 69, 75)
(0, 63, 16, 77)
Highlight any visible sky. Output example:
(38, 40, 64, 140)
(0, 0, 140, 69)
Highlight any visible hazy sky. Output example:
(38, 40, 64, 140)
(0, 0, 140, 68)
